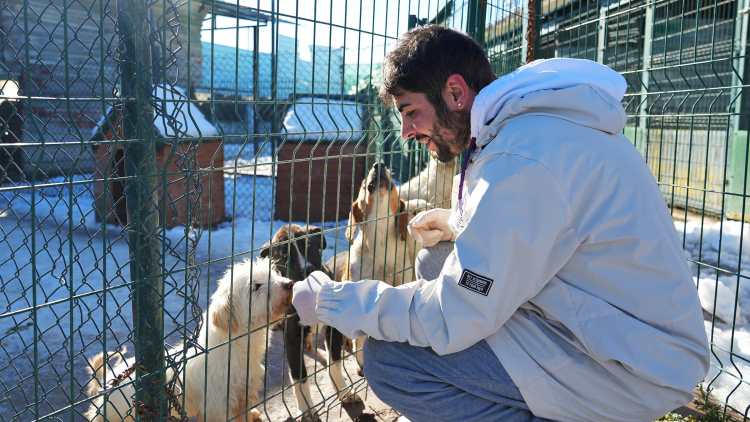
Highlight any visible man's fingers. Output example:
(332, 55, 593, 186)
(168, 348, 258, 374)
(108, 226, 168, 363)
(421, 230, 444, 247)
(407, 223, 424, 243)
(410, 209, 439, 229)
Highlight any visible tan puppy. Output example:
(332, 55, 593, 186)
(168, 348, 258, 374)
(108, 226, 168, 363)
(84, 257, 294, 422)
(328, 163, 428, 371)
(344, 163, 429, 286)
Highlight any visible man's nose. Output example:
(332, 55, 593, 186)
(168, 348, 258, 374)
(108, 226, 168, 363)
(401, 119, 416, 140)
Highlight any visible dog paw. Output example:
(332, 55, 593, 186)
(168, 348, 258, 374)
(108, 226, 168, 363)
(344, 337, 353, 351)
(357, 367, 364, 377)
(300, 410, 322, 422)
(304, 333, 314, 351)
(339, 390, 363, 404)
(250, 408, 261, 420)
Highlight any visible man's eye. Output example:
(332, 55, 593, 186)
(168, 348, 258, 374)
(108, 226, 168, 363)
(406, 110, 415, 118)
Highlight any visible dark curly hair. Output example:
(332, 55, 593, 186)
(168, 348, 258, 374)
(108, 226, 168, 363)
(379, 25, 497, 109)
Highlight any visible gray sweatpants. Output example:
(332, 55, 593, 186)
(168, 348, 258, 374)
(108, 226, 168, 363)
(363, 242, 552, 422)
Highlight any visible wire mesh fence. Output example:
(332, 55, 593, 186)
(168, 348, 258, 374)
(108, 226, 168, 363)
(1, 0, 749, 420)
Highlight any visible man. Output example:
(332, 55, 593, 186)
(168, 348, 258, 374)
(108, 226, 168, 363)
(293, 25, 710, 422)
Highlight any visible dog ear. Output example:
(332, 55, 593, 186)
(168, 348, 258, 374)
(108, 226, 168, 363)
(398, 199, 408, 241)
(345, 200, 363, 244)
(307, 225, 327, 250)
(259, 240, 271, 259)
(209, 293, 239, 334)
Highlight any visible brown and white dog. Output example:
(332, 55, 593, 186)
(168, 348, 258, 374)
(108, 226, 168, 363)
(396, 150, 456, 210)
(332, 162, 429, 285)
(261, 224, 357, 421)
(327, 162, 429, 369)
(84, 257, 294, 422)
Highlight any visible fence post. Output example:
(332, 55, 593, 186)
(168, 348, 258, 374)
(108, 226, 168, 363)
(117, 0, 166, 418)
(524, 0, 542, 63)
(467, 0, 487, 46)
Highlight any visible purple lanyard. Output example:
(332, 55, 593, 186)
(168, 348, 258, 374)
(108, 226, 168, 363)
(458, 136, 477, 213)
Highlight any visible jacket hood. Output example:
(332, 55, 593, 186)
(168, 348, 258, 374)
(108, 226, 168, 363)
(471, 58, 628, 141)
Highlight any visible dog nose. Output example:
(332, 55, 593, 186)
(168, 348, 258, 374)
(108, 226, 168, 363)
(284, 280, 295, 290)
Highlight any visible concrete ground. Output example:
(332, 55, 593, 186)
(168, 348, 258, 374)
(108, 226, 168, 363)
(256, 330, 403, 422)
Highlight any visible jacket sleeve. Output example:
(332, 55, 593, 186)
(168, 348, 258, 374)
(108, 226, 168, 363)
(316, 153, 582, 355)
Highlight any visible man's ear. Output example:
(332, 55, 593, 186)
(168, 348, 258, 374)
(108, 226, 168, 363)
(259, 240, 271, 259)
(443, 74, 472, 112)
(345, 201, 363, 244)
(397, 199, 408, 241)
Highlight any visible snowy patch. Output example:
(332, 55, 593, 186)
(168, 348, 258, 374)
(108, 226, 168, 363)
(92, 85, 219, 139)
(674, 218, 750, 412)
(282, 97, 363, 142)
(703, 321, 750, 412)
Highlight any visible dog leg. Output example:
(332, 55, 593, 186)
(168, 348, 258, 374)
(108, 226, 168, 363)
(326, 326, 362, 404)
(285, 312, 320, 420)
(303, 326, 314, 351)
(293, 379, 320, 421)
(354, 337, 365, 377)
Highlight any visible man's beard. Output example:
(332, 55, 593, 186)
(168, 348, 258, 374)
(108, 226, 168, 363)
(427, 104, 471, 163)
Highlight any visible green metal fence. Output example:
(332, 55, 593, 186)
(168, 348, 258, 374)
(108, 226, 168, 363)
(1, 0, 748, 420)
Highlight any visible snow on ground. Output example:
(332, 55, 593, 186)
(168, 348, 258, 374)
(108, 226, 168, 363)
(0, 173, 354, 421)
(674, 218, 750, 413)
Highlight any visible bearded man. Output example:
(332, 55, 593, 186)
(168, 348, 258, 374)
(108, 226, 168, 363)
(293, 25, 710, 422)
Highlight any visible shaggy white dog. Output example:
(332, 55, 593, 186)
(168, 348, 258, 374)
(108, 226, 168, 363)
(84, 257, 294, 422)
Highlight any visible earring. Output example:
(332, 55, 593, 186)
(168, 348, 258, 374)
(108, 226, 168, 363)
(458, 102, 462, 108)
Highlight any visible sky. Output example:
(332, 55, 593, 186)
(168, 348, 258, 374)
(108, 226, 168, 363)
(201, 0, 469, 61)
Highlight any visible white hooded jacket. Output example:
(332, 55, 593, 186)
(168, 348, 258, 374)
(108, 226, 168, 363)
(315, 58, 710, 422)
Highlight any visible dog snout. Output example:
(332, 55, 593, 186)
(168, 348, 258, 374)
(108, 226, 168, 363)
(372, 162, 380, 170)
(284, 279, 295, 290)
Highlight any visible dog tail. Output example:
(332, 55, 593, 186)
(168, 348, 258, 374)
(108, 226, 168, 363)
(85, 347, 127, 397)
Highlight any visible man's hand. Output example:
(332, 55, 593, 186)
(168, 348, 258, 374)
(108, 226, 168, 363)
(407, 208, 457, 247)
(292, 271, 332, 326)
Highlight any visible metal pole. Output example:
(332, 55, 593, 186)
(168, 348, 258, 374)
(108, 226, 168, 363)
(467, 0, 487, 46)
(253, 24, 260, 154)
(637, 3, 654, 155)
(732, 0, 749, 134)
(525, 0, 542, 63)
(117, 0, 164, 417)
(271, 0, 278, 151)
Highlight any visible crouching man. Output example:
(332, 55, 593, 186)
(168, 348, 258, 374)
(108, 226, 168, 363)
(293, 25, 710, 422)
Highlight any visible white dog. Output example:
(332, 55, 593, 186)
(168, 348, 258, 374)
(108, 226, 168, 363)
(84, 257, 294, 422)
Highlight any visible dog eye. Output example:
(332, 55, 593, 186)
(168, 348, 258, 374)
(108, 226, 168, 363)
(367, 183, 374, 191)
(253, 283, 262, 292)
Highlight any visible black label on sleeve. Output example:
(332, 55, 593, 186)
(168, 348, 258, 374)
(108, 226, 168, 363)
(458, 269, 493, 296)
